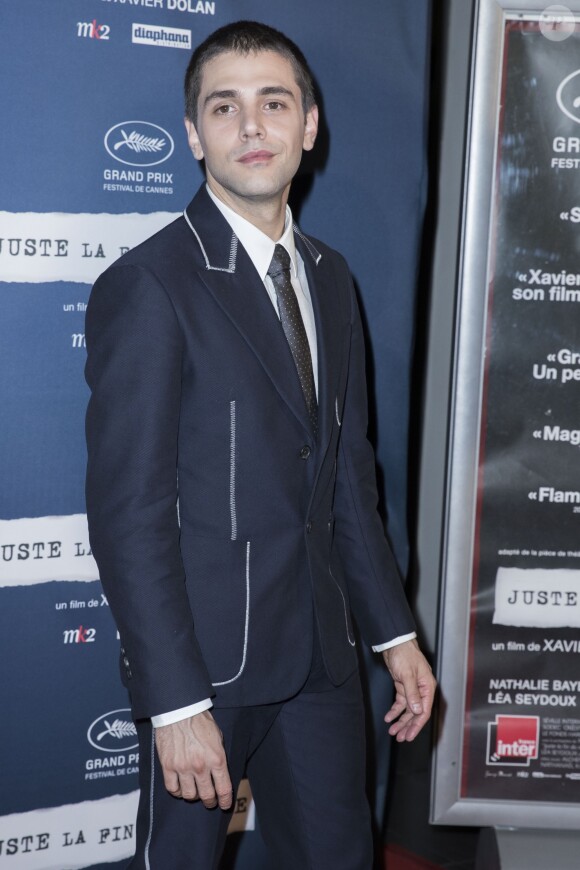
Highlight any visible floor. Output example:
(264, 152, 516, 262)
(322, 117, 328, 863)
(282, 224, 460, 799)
(384, 844, 448, 869)
(384, 729, 479, 870)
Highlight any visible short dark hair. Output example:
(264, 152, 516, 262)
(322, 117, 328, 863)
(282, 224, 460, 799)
(184, 20, 316, 125)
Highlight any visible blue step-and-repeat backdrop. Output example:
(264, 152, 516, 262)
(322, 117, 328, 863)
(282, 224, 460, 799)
(0, 2, 429, 867)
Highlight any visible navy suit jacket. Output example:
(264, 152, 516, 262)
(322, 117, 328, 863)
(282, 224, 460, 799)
(85, 185, 415, 720)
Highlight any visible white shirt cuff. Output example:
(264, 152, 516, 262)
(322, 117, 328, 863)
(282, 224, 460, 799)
(150, 635, 418, 721)
(151, 698, 213, 727)
(372, 631, 417, 653)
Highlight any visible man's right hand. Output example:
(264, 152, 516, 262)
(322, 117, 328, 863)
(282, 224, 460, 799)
(154, 711, 233, 810)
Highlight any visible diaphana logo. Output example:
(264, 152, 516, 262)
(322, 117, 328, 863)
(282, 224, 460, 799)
(132, 23, 192, 50)
(104, 121, 175, 167)
(557, 69, 580, 124)
(88, 709, 138, 753)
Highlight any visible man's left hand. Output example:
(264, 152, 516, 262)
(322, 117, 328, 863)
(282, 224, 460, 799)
(382, 638, 436, 742)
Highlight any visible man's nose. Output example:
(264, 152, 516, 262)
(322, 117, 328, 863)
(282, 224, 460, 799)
(239, 107, 265, 139)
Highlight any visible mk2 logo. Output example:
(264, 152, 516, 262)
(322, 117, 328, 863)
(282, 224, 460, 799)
(486, 714, 540, 767)
(77, 20, 111, 40)
(63, 625, 96, 644)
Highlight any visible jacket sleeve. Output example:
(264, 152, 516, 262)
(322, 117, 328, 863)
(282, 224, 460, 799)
(332, 263, 416, 647)
(85, 263, 213, 719)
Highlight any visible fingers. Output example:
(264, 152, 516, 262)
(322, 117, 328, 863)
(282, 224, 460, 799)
(385, 687, 432, 742)
(400, 681, 425, 717)
(195, 770, 219, 808)
(194, 750, 233, 810)
(162, 767, 182, 797)
(161, 765, 232, 809)
(385, 698, 407, 725)
(213, 762, 234, 810)
(168, 771, 197, 801)
(382, 640, 437, 743)
(384, 692, 407, 723)
(155, 713, 233, 810)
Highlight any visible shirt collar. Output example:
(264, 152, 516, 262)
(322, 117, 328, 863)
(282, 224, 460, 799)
(206, 183, 298, 281)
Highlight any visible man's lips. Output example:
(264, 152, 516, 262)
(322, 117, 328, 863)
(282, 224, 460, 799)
(237, 150, 275, 164)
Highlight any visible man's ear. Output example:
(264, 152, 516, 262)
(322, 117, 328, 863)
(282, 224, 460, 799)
(302, 104, 319, 152)
(184, 118, 204, 161)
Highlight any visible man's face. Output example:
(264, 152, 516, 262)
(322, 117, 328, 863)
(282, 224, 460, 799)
(185, 50, 318, 208)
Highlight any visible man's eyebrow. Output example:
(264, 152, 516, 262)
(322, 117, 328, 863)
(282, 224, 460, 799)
(203, 86, 296, 106)
(204, 89, 239, 106)
(257, 86, 295, 100)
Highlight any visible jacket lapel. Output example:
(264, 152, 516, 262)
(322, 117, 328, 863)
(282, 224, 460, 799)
(294, 229, 345, 450)
(184, 188, 313, 437)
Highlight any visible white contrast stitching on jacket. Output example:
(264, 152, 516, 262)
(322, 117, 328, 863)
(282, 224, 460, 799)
(293, 224, 322, 264)
(212, 542, 251, 685)
(329, 566, 356, 647)
(144, 729, 155, 869)
(229, 400, 237, 541)
(183, 210, 237, 273)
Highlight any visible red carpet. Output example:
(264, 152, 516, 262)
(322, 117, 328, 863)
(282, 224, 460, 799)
(384, 843, 443, 870)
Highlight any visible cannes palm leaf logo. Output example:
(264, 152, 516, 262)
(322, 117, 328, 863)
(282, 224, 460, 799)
(105, 121, 174, 165)
(556, 70, 580, 124)
(113, 129, 167, 154)
(96, 718, 137, 742)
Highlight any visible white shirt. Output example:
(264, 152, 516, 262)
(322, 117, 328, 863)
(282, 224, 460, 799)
(207, 185, 319, 396)
(151, 187, 415, 727)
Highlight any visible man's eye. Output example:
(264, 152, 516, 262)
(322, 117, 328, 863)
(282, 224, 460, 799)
(215, 104, 234, 115)
(265, 101, 284, 111)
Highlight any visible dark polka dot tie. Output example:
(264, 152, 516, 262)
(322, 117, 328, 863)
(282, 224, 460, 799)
(267, 244, 318, 438)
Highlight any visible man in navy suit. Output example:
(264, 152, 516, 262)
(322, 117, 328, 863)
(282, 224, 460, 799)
(85, 20, 435, 870)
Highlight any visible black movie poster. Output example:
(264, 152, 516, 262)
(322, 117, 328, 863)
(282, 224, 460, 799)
(462, 20, 580, 801)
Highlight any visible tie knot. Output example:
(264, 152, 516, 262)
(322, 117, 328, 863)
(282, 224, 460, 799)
(267, 244, 291, 279)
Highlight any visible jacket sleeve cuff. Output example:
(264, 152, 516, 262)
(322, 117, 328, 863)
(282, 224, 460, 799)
(151, 698, 213, 728)
(372, 631, 417, 653)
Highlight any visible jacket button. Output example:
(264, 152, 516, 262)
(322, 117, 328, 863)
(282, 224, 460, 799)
(300, 445, 311, 460)
(306, 521, 312, 533)
(123, 656, 130, 668)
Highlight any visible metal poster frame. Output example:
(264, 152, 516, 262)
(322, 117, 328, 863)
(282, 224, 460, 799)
(431, 0, 580, 827)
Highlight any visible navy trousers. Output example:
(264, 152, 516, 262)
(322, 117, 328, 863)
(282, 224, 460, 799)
(129, 636, 373, 870)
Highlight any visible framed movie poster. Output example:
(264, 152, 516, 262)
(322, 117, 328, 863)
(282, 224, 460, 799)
(432, 0, 580, 827)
